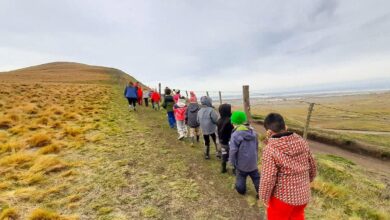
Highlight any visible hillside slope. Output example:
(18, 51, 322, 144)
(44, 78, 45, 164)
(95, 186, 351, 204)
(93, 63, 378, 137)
(0, 62, 261, 219)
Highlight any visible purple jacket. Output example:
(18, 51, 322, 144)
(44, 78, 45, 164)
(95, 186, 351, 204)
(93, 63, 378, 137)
(229, 125, 259, 172)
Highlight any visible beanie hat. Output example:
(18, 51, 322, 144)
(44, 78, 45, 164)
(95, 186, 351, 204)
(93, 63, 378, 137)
(231, 111, 247, 125)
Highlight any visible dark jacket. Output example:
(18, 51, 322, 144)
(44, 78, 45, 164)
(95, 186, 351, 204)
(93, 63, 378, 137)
(124, 86, 138, 98)
(186, 103, 200, 128)
(217, 104, 234, 145)
(162, 95, 174, 112)
(229, 124, 258, 172)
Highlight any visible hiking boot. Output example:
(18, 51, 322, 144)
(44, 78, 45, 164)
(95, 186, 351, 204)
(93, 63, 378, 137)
(204, 145, 210, 160)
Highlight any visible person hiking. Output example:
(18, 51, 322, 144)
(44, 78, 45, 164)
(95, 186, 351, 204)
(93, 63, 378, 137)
(185, 92, 201, 145)
(162, 88, 176, 128)
(217, 103, 234, 173)
(124, 81, 138, 111)
(137, 86, 143, 106)
(151, 90, 161, 110)
(174, 97, 188, 140)
(197, 96, 220, 159)
(143, 89, 150, 107)
(173, 90, 181, 103)
(259, 113, 317, 220)
(229, 111, 260, 197)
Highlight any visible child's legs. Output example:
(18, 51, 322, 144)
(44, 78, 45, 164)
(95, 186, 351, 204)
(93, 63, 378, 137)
(248, 169, 260, 194)
(126, 98, 132, 105)
(177, 120, 186, 136)
(221, 144, 229, 162)
(235, 169, 248, 194)
(290, 204, 306, 220)
(189, 128, 195, 137)
(267, 197, 294, 220)
(144, 98, 149, 106)
(167, 112, 175, 128)
(130, 98, 137, 108)
(203, 134, 210, 146)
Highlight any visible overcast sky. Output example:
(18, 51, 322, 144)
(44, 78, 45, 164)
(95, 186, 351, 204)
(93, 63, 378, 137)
(1, 0, 389, 92)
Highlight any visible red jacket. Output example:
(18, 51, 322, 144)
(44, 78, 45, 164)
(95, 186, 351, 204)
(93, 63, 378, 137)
(260, 132, 317, 206)
(151, 92, 161, 102)
(137, 88, 143, 99)
(173, 103, 187, 121)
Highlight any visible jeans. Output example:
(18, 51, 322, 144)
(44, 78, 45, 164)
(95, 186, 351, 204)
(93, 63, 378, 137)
(235, 169, 260, 195)
(167, 111, 176, 128)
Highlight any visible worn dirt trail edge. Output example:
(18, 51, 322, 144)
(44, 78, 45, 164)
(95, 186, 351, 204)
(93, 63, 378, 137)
(252, 123, 390, 176)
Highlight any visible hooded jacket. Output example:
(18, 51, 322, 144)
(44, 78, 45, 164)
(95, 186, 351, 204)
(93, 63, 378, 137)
(229, 124, 258, 172)
(162, 95, 174, 112)
(124, 86, 138, 98)
(197, 96, 219, 135)
(173, 99, 187, 121)
(259, 132, 317, 206)
(186, 102, 200, 128)
(217, 104, 234, 145)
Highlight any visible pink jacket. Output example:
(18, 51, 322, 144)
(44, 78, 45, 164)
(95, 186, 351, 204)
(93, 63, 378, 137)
(173, 100, 187, 121)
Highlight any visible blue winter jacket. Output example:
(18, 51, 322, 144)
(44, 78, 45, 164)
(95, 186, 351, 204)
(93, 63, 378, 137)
(124, 86, 138, 98)
(229, 124, 259, 172)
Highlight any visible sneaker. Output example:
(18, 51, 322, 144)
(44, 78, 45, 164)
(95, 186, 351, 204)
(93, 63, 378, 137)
(178, 135, 184, 140)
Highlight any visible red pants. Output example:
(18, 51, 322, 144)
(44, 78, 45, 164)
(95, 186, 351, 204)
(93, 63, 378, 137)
(267, 197, 306, 220)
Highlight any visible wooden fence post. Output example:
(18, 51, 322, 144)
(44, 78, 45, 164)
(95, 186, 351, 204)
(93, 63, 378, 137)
(206, 91, 209, 97)
(158, 83, 161, 110)
(242, 85, 252, 123)
(186, 90, 189, 99)
(219, 91, 222, 105)
(303, 103, 315, 140)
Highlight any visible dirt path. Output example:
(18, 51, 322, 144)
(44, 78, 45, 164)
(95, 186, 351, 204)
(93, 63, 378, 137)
(252, 123, 390, 176)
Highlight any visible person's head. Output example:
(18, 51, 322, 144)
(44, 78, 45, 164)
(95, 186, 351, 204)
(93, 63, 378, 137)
(264, 113, 286, 134)
(128, 81, 133, 86)
(165, 88, 172, 95)
(177, 90, 180, 94)
(231, 111, 247, 125)
(189, 91, 197, 103)
(200, 96, 212, 107)
(219, 104, 232, 118)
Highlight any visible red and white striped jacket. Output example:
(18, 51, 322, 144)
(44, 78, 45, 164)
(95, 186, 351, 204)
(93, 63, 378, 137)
(259, 132, 317, 206)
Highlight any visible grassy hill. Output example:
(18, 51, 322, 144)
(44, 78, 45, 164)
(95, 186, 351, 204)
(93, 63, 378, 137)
(0, 62, 389, 219)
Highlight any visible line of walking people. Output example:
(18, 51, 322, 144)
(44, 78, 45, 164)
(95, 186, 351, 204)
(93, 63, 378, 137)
(124, 82, 317, 220)
(124, 81, 161, 111)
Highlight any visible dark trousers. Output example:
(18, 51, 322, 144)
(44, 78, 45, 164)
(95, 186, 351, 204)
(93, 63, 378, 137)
(203, 133, 217, 146)
(126, 98, 137, 108)
(167, 111, 176, 128)
(144, 98, 149, 107)
(221, 144, 229, 172)
(235, 169, 260, 195)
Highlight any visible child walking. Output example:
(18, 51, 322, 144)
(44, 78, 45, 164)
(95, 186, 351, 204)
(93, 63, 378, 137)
(260, 113, 316, 220)
(124, 81, 138, 111)
(162, 88, 176, 128)
(143, 89, 150, 107)
(151, 90, 161, 110)
(217, 104, 234, 173)
(185, 92, 201, 145)
(197, 96, 220, 159)
(229, 111, 260, 197)
(173, 97, 188, 140)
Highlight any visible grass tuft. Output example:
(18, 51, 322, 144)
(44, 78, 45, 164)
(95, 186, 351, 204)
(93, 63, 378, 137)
(28, 133, 51, 148)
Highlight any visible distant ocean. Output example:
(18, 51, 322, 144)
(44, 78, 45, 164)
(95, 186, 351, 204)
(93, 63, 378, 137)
(206, 88, 390, 102)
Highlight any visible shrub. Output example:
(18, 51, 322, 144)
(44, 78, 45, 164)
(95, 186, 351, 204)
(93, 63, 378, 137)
(27, 133, 51, 148)
(28, 208, 60, 220)
(0, 207, 19, 220)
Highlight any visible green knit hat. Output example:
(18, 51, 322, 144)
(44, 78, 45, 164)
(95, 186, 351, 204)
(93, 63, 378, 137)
(231, 111, 247, 125)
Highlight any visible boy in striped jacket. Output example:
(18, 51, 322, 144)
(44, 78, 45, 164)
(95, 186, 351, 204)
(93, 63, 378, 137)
(260, 113, 316, 220)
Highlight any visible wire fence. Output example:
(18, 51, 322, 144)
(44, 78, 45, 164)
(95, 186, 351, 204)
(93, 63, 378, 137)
(155, 83, 390, 140)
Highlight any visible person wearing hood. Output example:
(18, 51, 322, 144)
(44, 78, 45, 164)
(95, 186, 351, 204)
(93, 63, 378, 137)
(185, 92, 201, 145)
(137, 86, 143, 106)
(162, 88, 176, 128)
(173, 90, 181, 103)
(217, 104, 234, 173)
(259, 113, 316, 220)
(173, 97, 188, 140)
(229, 111, 260, 197)
(197, 96, 219, 159)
